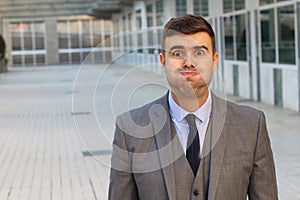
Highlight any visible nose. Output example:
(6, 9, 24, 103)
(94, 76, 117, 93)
(183, 56, 196, 69)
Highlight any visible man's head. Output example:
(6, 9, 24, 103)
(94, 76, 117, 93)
(159, 14, 219, 107)
(162, 14, 216, 55)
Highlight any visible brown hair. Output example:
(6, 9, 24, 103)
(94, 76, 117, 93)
(162, 14, 216, 54)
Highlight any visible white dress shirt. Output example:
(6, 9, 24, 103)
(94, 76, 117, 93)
(168, 91, 212, 155)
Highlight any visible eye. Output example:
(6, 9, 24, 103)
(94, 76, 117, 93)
(194, 49, 205, 56)
(171, 50, 184, 57)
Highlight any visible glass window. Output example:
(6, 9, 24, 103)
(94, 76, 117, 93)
(23, 23, 33, 51)
(104, 20, 112, 47)
(236, 14, 247, 61)
(59, 53, 69, 64)
(156, 0, 164, 26)
(224, 16, 234, 60)
(194, 0, 209, 16)
(34, 22, 45, 33)
(223, 0, 233, 13)
(147, 4, 153, 27)
(223, 14, 247, 61)
(128, 14, 132, 30)
(176, 0, 187, 16)
(223, 0, 245, 13)
(277, 0, 291, 2)
(36, 54, 45, 64)
(148, 29, 154, 47)
(72, 52, 80, 63)
(114, 19, 119, 34)
(10, 21, 46, 66)
(260, 9, 276, 63)
(122, 17, 126, 32)
(34, 22, 45, 50)
(260, 0, 274, 5)
(11, 25, 21, 51)
(136, 10, 142, 29)
(57, 21, 69, 49)
(93, 20, 102, 47)
(35, 36, 44, 50)
(82, 20, 92, 48)
(235, 0, 245, 10)
(24, 33, 33, 50)
(56, 18, 113, 65)
(13, 55, 22, 65)
(25, 55, 33, 65)
(278, 5, 295, 64)
(70, 20, 79, 49)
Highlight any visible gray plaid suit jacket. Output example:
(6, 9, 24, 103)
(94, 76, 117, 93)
(109, 92, 278, 200)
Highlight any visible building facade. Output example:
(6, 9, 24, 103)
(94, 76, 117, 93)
(0, 0, 131, 66)
(111, 0, 300, 112)
(0, 0, 299, 112)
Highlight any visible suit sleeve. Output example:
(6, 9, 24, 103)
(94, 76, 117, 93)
(248, 112, 278, 200)
(108, 116, 139, 200)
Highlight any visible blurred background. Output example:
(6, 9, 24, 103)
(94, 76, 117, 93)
(0, 0, 299, 111)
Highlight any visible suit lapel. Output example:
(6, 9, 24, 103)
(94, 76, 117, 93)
(150, 93, 184, 200)
(150, 92, 229, 199)
(204, 93, 228, 199)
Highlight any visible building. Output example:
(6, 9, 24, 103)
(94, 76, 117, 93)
(0, 0, 299, 112)
(0, 0, 131, 66)
(111, 0, 300, 112)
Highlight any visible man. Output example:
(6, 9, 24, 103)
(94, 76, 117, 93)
(109, 14, 278, 200)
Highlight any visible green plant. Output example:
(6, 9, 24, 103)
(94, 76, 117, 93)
(0, 34, 5, 60)
(0, 34, 7, 72)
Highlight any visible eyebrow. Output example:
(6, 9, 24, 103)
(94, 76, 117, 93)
(169, 45, 184, 51)
(169, 45, 209, 52)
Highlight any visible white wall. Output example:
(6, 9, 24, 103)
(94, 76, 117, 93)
(282, 67, 299, 111)
(260, 67, 275, 105)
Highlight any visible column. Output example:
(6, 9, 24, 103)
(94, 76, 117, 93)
(45, 18, 59, 65)
(2, 20, 11, 66)
(186, 0, 194, 14)
(209, 0, 223, 18)
(163, 0, 176, 20)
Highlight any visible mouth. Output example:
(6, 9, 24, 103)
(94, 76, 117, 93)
(179, 71, 199, 77)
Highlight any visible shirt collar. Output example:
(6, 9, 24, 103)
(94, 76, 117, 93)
(168, 90, 212, 123)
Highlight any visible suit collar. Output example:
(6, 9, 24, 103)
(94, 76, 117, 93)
(168, 90, 212, 123)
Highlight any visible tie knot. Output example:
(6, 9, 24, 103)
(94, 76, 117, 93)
(185, 114, 197, 127)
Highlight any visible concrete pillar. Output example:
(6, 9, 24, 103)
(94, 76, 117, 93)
(0, 17, 3, 35)
(209, 0, 223, 18)
(249, 10, 258, 101)
(297, 2, 300, 111)
(163, 0, 176, 21)
(45, 19, 59, 65)
(2, 20, 11, 66)
(186, 0, 194, 14)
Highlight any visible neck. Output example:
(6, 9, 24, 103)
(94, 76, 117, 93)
(171, 89, 209, 112)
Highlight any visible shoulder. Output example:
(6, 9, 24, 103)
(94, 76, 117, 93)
(117, 93, 169, 127)
(227, 100, 263, 118)
(213, 94, 265, 122)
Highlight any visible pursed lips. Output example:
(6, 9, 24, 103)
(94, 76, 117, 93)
(179, 70, 199, 76)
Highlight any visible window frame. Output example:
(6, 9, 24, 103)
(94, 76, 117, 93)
(258, 1, 297, 66)
(222, 10, 249, 62)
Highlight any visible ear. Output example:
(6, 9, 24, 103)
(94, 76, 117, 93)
(212, 52, 219, 72)
(160, 53, 166, 71)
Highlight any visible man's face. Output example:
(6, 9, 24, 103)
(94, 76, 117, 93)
(160, 32, 219, 98)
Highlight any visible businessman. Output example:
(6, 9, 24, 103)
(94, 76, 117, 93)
(109, 14, 278, 200)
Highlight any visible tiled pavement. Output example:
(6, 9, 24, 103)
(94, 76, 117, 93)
(0, 64, 299, 199)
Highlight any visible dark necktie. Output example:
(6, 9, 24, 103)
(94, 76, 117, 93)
(185, 114, 200, 176)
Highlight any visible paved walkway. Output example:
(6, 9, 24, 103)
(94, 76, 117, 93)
(0, 64, 299, 199)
